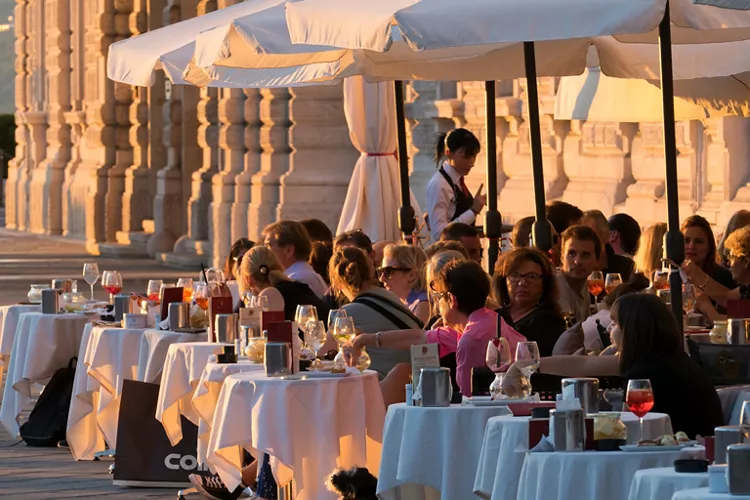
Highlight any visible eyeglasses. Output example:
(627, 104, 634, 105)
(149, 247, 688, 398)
(377, 266, 411, 279)
(428, 280, 452, 302)
(507, 272, 543, 283)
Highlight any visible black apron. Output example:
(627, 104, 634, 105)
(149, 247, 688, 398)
(438, 167, 475, 223)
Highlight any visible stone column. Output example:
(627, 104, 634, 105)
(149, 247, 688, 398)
(560, 120, 637, 215)
(276, 83, 358, 231)
(115, 0, 151, 249)
(624, 121, 700, 227)
(230, 88, 261, 244)
(247, 88, 290, 240)
(62, 0, 86, 238)
(210, 83, 246, 267)
(28, 0, 70, 235)
(104, 0, 134, 242)
(6, 0, 29, 231)
(79, 0, 118, 253)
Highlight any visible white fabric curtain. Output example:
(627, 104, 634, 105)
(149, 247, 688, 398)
(337, 76, 424, 243)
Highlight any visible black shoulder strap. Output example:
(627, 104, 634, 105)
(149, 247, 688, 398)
(354, 293, 424, 330)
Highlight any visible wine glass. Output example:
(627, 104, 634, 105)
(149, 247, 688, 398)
(486, 338, 512, 399)
(205, 268, 225, 284)
(683, 283, 696, 314)
(147, 280, 163, 304)
(587, 271, 604, 307)
(101, 271, 123, 304)
(327, 309, 348, 332)
(515, 341, 540, 378)
(604, 273, 623, 295)
(332, 316, 356, 347)
(82, 263, 100, 301)
(740, 401, 750, 441)
(305, 320, 327, 371)
(653, 270, 670, 291)
(295, 305, 319, 344)
(626, 379, 654, 441)
(195, 282, 209, 311)
(177, 277, 194, 303)
(255, 295, 269, 311)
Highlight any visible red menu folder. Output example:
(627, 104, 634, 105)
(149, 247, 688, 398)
(727, 299, 750, 319)
(261, 310, 285, 334)
(265, 321, 294, 344)
(160, 287, 185, 320)
(208, 296, 234, 342)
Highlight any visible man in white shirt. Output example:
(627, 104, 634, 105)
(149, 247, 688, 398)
(262, 220, 328, 298)
(555, 225, 601, 323)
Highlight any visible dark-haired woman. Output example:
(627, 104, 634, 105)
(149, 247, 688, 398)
(223, 237, 255, 281)
(682, 215, 736, 290)
(515, 294, 723, 438)
(425, 128, 486, 241)
(494, 247, 566, 357)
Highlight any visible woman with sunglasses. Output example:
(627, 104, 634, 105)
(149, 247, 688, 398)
(378, 244, 430, 325)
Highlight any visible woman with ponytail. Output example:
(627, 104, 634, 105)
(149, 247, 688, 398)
(425, 128, 485, 241)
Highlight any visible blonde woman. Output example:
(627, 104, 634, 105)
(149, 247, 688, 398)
(378, 244, 430, 324)
(633, 223, 668, 280)
(718, 210, 750, 267)
(239, 245, 328, 322)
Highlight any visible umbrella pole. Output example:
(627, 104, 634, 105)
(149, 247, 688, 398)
(394, 80, 416, 239)
(484, 80, 502, 274)
(523, 42, 553, 252)
(658, 4, 685, 330)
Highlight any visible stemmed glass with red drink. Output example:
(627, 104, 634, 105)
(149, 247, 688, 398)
(101, 271, 123, 304)
(626, 379, 654, 441)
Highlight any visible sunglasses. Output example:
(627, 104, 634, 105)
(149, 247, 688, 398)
(377, 266, 411, 279)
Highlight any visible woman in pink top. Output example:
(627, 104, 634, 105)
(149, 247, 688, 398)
(354, 260, 526, 398)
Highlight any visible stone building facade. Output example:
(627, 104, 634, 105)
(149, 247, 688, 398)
(6, 0, 750, 267)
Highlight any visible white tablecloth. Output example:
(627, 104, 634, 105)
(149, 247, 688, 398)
(206, 370, 385, 500)
(137, 329, 208, 383)
(518, 450, 683, 500)
(192, 360, 264, 464)
(0, 312, 88, 437)
(475, 412, 673, 500)
(155, 341, 229, 445)
(377, 403, 512, 500)
(673, 488, 750, 500)
(0, 304, 41, 359)
(628, 467, 708, 500)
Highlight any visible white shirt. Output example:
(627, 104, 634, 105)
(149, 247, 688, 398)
(555, 270, 591, 324)
(284, 260, 328, 298)
(425, 161, 476, 241)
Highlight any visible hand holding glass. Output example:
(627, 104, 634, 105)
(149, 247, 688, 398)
(333, 316, 356, 346)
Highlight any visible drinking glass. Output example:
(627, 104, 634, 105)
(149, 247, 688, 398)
(740, 401, 750, 441)
(295, 305, 319, 343)
(255, 295, 269, 311)
(205, 268, 225, 284)
(683, 284, 696, 314)
(486, 338, 512, 399)
(653, 270, 670, 291)
(194, 282, 209, 311)
(332, 316, 356, 347)
(587, 271, 604, 305)
(147, 280, 163, 304)
(305, 320, 327, 370)
(82, 263, 100, 301)
(515, 341, 540, 378)
(101, 271, 123, 304)
(604, 273, 623, 295)
(327, 309, 348, 332)
(626, 379, 654, 441)
(177, 277, 194, 303)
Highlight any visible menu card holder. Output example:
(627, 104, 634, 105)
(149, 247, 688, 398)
(239, 306, 261, 330)
(584, 418, 595, 450)
(266, 321, 294, 344)
(160, 287, 184, 320)
(410, 344, 440, 394)
(528, 418, 550, 449)
(208, 297, 234, 342)
(727, 300, 750, 319)
(261, 310, 285, 334)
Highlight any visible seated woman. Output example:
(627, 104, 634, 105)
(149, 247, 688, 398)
(633, 223, 667, 285)
(516, 293, 723, 438)
(682, 225, 750, 322)
(224, 237, 254, 281)
(378, 243, 430, 325)
(353, 260, 526, 398)
(329, 246, 423, 378)
(718, 210, 750, 267)
(494, 247, 566, 357)
(239, 245, 329, 323)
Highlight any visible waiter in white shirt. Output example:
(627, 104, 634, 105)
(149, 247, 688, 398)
(425, 128, 486, 242)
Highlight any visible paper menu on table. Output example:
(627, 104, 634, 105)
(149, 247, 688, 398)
(410, 344, 440, 390)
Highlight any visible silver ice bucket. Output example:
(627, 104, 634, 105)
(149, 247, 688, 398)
(213, 313, 238, 343)
(114, 294, 132, 322)
(41, 289, 59, 314)
(728, 444, 750, 494)
(550, 408, 585, 451)
(729, 319, 750, 345)
(265, 342, 292, 377)
(715, 426, 744, 465)
(418, 367, 452, 407)
(168, 302, 190, 330)
(561, 378, 600, 414)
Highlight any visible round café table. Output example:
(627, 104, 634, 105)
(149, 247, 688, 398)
(518, 450, 682, 500)
(627, 467, 708, 500)
(0, 304, 41, 385)
(474, 412, 673, 500)
(673, 488, 750, 500)
(0, 311, 89, 437)
(205, 370, 385, 500)
(377, 403, 512, 500)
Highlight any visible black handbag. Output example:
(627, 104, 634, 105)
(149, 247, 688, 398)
(688, 338, 750, 385)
